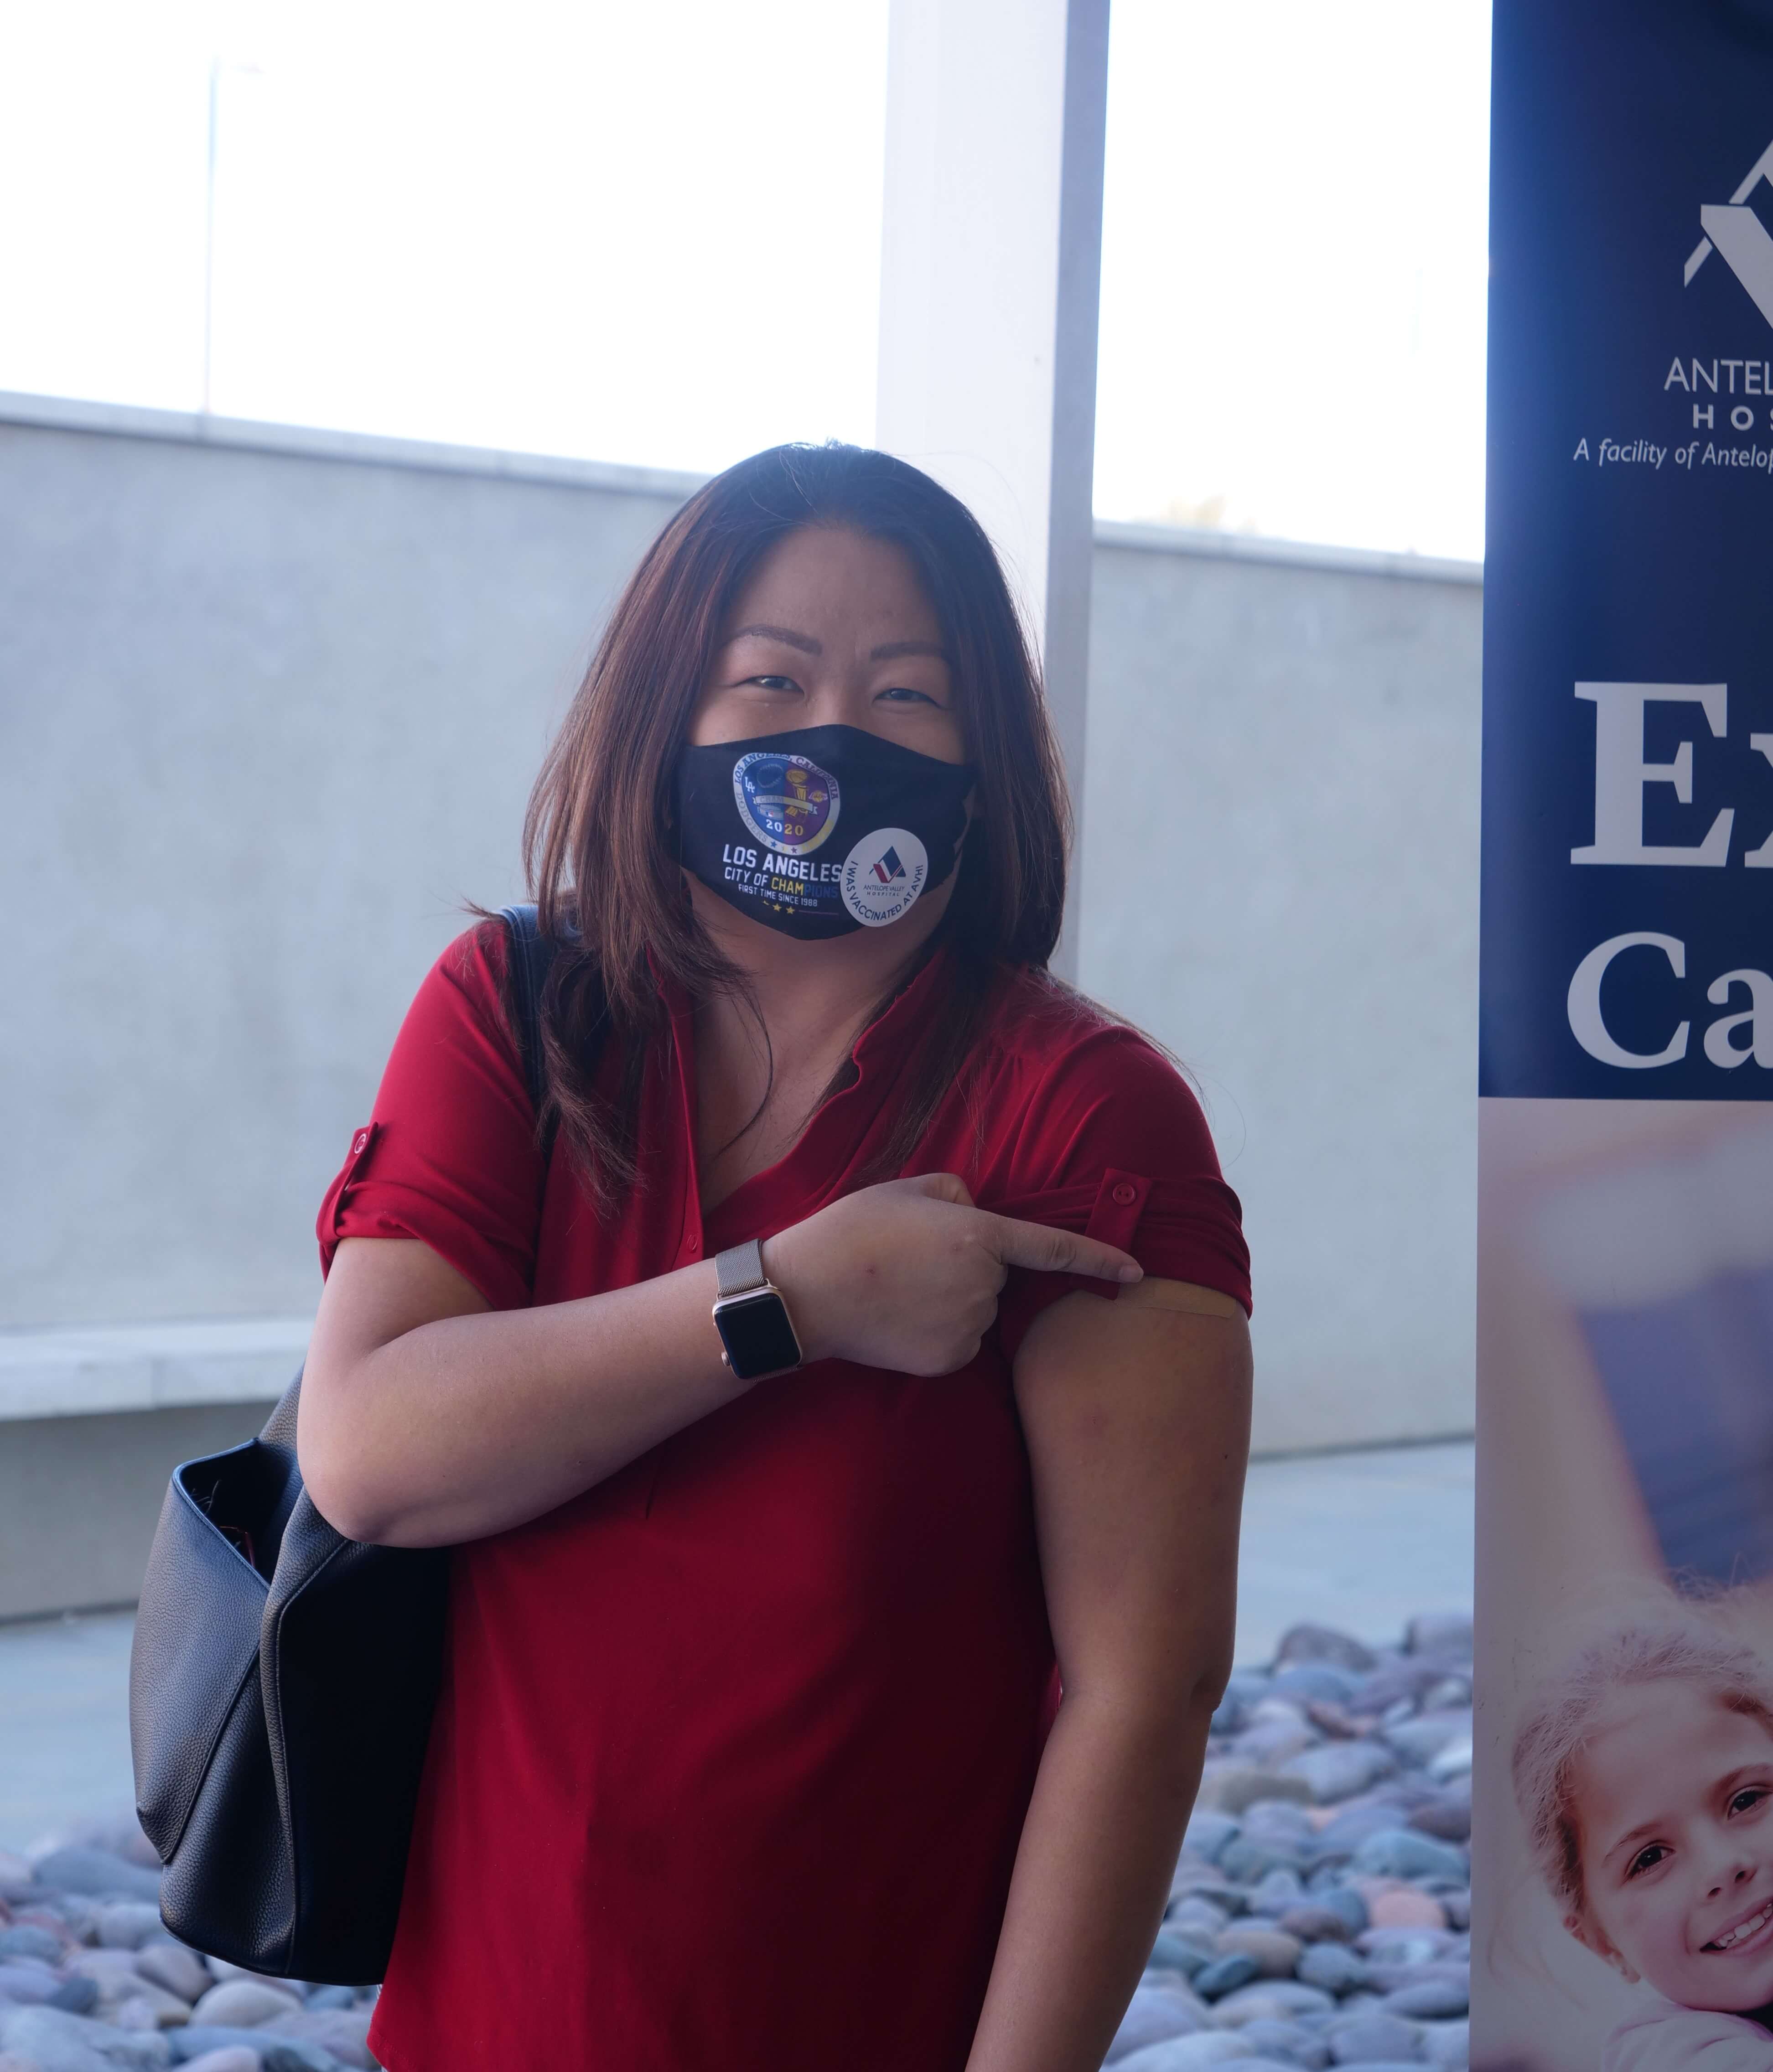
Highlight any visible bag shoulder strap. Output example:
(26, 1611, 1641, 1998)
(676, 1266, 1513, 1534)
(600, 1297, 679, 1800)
(498, 902, 560, 1168)
(498, 903, 556, 1122)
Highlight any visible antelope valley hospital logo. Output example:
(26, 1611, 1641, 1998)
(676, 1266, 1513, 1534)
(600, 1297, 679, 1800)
(840, 828, 928, 928)
(1686, 135, 1773, 329)
(1600, 129, 1773, 467)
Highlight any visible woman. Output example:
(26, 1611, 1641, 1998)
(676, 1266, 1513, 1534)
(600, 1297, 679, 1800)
(298, 442, 1252, 2072)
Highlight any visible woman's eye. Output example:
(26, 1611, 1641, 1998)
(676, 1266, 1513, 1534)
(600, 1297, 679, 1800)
(748, 676, 800, 693)
(878, 685, 938, 706)
(1730, 1787, 1770, 1817)
(1627, 1844, 1672, 1878)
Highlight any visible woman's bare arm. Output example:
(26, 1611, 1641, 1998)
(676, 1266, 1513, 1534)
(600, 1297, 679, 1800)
(965, 1285, 1253, 2072)
(296, 1174, 1141, 1548)
(296, 1236, 740, 1546)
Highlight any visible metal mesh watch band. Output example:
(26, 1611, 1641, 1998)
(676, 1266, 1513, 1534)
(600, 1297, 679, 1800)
(715, 1238, 768, 1298)
(710, 1238, 803, 1381)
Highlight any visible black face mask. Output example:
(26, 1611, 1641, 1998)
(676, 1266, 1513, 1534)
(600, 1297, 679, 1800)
(672, 724, 977, 940)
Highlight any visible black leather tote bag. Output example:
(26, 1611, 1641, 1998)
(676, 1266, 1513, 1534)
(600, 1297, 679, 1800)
(129, 904, 563, 1984)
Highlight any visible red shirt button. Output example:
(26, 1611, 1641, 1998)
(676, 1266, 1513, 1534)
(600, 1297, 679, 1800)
(1111, 1181, 1137, 1206)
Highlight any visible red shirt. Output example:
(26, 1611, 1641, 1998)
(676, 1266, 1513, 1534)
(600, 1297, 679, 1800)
(318, 924, 1249, 2072)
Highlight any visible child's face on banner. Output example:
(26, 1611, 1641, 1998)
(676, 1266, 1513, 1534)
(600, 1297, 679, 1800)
(1576, 1682, 1773, 2010)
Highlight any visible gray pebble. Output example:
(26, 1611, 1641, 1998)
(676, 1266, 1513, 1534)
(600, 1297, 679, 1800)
(0, 2009, 115, 2072)
(133, 1947, 209, 2008)
(1406, 1798, 1470, 1845)
(1169, 1898, 1240, 1941)
(1115, 2036, 1260, 2072)
(0, 1960, 61, 2006)
(1235, 2019, 1332, 2068)
(1380, 1714, 1472, 1768)
(1417, 2020, 1468, 2068)
(1275, 1904, 1354, 1944)
(255, 2009, 372, 2072)
(1274, 1625, 1381, 1674)
(1381, 1977, 1467, 2020)
(28, 1854, 161, 1908)
(1366, 1961, 1466, 1998)
(1218, 1838, 1305, 1885)
(1421, 1677, 1471, 1712)
(188, 1985, 301, 2030)
(1248, 1869, 1308, 1916)
(1147, 1932, 1213, 1979)
(92, 1908, 164, 1954)
(1104, 1982, 1208, 2062)
(1270, 1664, 1361, 1707)
(1349, 1829, 1467, 1885)
(0, 1931, 67, 1967)
(1327, 2010, 1424, 2063)
(1166, 1870, 1249, 1917)
(1205, 1770, 1317, 1817)
(1348, 1662, 1448, 1714)
(0, 2002, 172, 2070)
(1357, 1930, 1453, 1966)
(1404, 1614, 1472, 1659)
(169, 2033, 336, 2072)
(1297, 1942, 1370, 1995)
(1310, 1804, 1414, 1860)
(1241, 1802, 1317, 1846)
(1192, 1953, 1262, 2000)
(1283, 1743, 1398, 1806)
(1312, 1887, 1370, 1937)
(1209, 1980, 1338, 2020)
(1182, 1812, 1241, 1864)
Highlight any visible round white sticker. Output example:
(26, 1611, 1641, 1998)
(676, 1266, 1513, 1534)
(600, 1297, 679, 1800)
(840, 828, 929, 928)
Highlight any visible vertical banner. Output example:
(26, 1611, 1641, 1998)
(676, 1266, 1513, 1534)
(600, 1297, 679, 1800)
(1477, 4, 1773, 2066)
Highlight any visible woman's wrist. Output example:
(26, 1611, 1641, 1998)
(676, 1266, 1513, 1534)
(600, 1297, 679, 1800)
(759, 1223, 835, 1366)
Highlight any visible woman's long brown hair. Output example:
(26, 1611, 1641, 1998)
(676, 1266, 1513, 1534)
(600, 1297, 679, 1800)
(487, 440, 1072, 1208)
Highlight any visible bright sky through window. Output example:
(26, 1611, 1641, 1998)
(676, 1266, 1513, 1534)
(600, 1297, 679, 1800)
(0, 0, 1489, 562)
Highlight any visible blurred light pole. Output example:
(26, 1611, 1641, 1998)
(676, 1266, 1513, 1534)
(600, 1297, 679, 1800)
(875, 0, 1111, 980)
(202, 54, 259, 417)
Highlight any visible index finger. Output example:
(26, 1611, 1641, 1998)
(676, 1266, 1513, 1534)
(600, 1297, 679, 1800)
(986, 1215, 1143, 1284)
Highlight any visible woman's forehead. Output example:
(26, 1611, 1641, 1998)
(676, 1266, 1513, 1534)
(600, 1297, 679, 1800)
(721, 526, 942, 645)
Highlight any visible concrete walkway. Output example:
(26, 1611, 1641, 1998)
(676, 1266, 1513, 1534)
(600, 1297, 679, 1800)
(0, 1438, 1474, 1854)
(1233, 1437, 1474, 1663)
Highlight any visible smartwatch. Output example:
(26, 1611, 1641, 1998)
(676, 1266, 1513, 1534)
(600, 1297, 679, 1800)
(711, 1238, 804, 1381)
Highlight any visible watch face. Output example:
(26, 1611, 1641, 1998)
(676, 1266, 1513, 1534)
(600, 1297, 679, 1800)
(715, 1289, 803, 1380)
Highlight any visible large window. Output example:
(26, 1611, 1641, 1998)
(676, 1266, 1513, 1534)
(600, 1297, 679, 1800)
(1095, 0, 1491, 560)
(0, 0, 1488, 558)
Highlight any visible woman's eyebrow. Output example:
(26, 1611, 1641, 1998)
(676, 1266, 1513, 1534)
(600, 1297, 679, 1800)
(727, 623, 822, 654)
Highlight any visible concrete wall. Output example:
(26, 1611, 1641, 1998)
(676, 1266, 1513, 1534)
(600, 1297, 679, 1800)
(1080, 529, 1481, 1454)
(0, 391, 1479, 1614)
(1, 395, 695, 1333)
(0, 1402, 271, 1621)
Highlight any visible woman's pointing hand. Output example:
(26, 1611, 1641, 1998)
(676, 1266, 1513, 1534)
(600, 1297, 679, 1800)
(767, 1172, 1142, 1377)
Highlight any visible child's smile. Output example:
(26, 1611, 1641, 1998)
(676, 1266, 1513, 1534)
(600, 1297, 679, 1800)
(1703, 1893, 1773, 1955)
(1574, 1681, 1773, 2010)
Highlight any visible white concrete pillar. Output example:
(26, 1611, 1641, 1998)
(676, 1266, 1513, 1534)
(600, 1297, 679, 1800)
(875, 0, 1111, 974)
